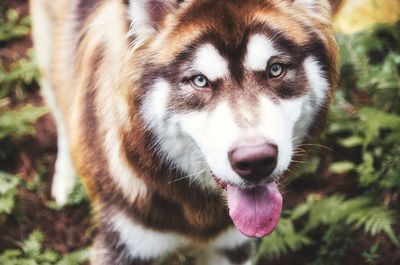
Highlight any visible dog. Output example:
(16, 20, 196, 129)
(30, 0, 338, 264)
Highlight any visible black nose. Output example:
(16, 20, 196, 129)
(228, 142, 278, 183)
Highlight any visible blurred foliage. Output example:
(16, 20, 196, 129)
(0, 8, 87, 265)
(256, 194, 398, 262)
(0, 172, 19, 224)
(0, 52, 39, 103)
(0, 7, 48, 175)
(0, 9, 30, 42)
(0, 2, 399, 265)
(0, 230, 89, 265)
(0, 105, 48, 140)
(256, 21, 400, 264)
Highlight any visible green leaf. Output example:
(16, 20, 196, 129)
(357, 108, 400, 149)
(329, 161, 356, 174)
(0, 9, 30, 42)
(23, 230, 45, 257)
(55, 249, 90, 265)
(0, 105, 48, 140)
(357, 152, 379, 187)
(0, 172, 19, 215)
(338, 136, 364, 148)
(255, 218, 313, 262)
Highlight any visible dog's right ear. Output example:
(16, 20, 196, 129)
(128, 0, 179, 44)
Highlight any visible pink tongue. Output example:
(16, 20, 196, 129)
(227, 182, 283, 238)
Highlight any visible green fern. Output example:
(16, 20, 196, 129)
(255, 218, 312, 261)
(0, 105, 48, 140)
(302, 194, 398, 246)
(0, 171, 20, 221)
(256, 194, 399, 261)
(362, 244, 381, 265)
(0, 51, 39, 102)
(0, 9, 30, 42)
(0, 230, 89, 265)
(55, 249, 90, 265)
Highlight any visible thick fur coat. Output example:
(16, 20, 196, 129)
(31, 0, 338, 264)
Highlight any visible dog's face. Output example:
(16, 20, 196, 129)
(129, 0, 338, 238)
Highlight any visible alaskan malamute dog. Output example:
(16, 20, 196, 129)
(31, 0, 338, 264)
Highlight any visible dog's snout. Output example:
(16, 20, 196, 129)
(228, 142, 278, 183)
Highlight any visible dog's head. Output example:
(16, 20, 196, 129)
(127, 0, 338, 238)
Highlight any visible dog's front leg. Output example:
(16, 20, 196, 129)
(90, 211, 188, 265)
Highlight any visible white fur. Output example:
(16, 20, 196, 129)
(256, 97, 304, 177)
(178, 102, 244, 186)
(142, 59, 328, 190)
(128, 0, 176, 46)
(245, 34, 278, 72)
(304, 56, 329, 105)
(198, 228, 251, 265)
(31, 0, 77, 206)
(141, 79, 216, 189)
(84, 0, 149, 204)
(51, 117, 78, 206)
(111, 211, 189, 260)
(128, 0, 155, 45)
(209, 227, 250, 250)
(141, 79, 171, 128)
(193, 44, 229, 81)
(291, 56, 330, 144)
(103, 128, 148, 203)
(177, 95, 311, 186)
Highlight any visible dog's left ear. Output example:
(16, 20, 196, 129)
(128, 0, 179, 43)
(292, 0, 332, 21)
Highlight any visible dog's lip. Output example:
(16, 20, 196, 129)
(212, 174, 227, 190)
(211, 173, 277, 191)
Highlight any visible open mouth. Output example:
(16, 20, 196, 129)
(212, 174, 283, 238)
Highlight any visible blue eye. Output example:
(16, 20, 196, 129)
(191, 75, 209, 88)
(269, 63, 285, 78)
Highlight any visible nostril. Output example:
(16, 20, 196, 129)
(236, 162, 251, 171)
(228, 142, 278, 183)
(262, 157, 276, 167)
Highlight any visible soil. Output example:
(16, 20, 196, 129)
(1, 1, 399, 265)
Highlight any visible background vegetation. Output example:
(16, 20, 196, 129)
(0, 0, 399, 264)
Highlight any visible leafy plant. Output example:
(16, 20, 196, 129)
(0, 172, 20, 224)
(309, 225, 353, 265)
(257, 21, 400, 264)
(0, 51, 39, 103)
(255, 218, 312, 261)
(256, 193, 398, 262)
(362, 244, 381, 265)
(0, 230, 89, 265)
(0, 9, 30, 42)
(0, 4, 91, 265)
(0, 105, 48, 140)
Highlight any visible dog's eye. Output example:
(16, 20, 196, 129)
(269, 63, 285, 78)
(191, 75, 209, 88)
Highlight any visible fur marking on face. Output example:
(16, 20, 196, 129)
(193, 44, 229, 81)
(245, 34, 279, 72)
(304, 56, 329, 105)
